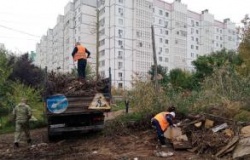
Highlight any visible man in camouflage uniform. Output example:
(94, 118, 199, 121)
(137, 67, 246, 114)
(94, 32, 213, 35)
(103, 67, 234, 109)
(13, 98, 32, 147)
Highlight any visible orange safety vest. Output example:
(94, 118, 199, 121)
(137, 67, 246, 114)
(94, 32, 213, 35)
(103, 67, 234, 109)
(73, 45, 87, 61)
(154, 112, 170, 131)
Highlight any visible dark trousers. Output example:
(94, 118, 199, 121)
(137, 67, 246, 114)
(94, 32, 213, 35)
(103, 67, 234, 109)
(77, 59, 87, 79)
(151, 119, 166, 145)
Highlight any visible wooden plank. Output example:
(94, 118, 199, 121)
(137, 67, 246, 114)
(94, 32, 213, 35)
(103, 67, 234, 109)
(172, 141, 192, 150)
(215, 136, 239, 157)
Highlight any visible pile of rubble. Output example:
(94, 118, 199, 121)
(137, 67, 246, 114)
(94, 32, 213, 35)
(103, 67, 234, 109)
(45, 72, 110, 96)
(166, 113, 250, 159)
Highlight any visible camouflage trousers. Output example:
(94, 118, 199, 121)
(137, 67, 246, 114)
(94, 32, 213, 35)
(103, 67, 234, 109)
(14, 120, 30, 143)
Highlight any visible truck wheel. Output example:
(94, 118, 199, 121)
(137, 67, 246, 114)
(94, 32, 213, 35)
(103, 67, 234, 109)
(47, 127, 54, 141)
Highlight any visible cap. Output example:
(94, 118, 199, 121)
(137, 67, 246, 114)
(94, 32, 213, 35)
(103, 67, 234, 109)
(169, 112, 175, 118)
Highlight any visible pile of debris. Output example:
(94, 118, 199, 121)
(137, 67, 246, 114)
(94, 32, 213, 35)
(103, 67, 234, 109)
(166, 113, 250, 159)
(45, 72, 110, 97)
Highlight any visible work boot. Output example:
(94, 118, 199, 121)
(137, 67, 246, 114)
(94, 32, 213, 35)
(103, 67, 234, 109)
(27, 139, 32, 144)
(14, 142, 19, 148)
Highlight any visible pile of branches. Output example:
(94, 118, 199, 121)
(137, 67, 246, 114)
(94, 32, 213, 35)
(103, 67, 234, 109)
(44, 72, 110, 97)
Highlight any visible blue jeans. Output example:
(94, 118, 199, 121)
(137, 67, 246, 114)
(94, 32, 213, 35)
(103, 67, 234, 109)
(151, 119, 166, 145)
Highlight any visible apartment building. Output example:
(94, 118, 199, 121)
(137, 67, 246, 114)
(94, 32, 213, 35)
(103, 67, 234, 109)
(35, 0, 97, 73)
(36, 0, 238, 89)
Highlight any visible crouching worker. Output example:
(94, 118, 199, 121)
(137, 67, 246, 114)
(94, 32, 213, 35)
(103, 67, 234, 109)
(151, 110, 176, 147)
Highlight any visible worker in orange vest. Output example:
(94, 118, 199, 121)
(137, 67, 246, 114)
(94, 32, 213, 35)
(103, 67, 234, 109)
(72, 42, 91, 80)
(151, 110, 176, 147)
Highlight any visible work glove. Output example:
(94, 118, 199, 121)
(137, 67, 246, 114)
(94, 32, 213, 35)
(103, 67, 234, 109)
(172, 124, 177, 127)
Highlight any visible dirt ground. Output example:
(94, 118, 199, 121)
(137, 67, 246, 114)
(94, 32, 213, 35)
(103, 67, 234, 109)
(0, 111, 213, 160)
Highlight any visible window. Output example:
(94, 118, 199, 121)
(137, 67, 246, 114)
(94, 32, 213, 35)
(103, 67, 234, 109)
(118, 29, 123, 37)
(118, 0, 123, 3)
(118, 62, 123, 69)
(196, 30, 199, 34)
(99, 18, 105, 26)
(196, 46, 199, 50)
(159, 19, 162, 25)
(99, 39, 105, 46)
(159, 57, 162, 62)
(159, 10, 163, 15)
(196, 22, 199, 26)
(165, 58, 169, 62)
(118, 40, 123, 46)
(164, 21, 168, 28)
(191, 53, 194, 57)
(118, 83, 123, 88)
(165, 48, 169, 53)
(118, 72, 122, 77)
(191, 45, 194, 49)
(99, 29, 105, 36)
(191, 36, 194, 41)
(159, 38, 162, 43)
(118, 18, 123, 25)
(118, 8, 123, 16)
(165, 12, 169, 17)
(118, 51, 123, 59)
(99, 7, 105, 15)
(78, 36, 81, 41)
(100, 50, 105, 56)
(100, 60, 105, 67)
(160, 29, 163, 34)
(165, 30, 168, 35)
(191, 20, 194, 26)
(196, 38, 199, 42)
(165, 39, 168, 44)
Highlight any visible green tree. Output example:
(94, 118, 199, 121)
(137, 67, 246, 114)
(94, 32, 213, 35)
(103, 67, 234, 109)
(168, 68, 196, 90)
(192, 49, 242, 82)
(8, 53, 44, 88)
(0, 49, 13, 113)
(238, 14, 250, 75)
(148, 65, 168, 83)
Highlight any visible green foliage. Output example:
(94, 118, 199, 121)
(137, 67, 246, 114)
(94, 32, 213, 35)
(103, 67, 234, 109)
(129, 80, 169, 114)
(70, 63, 95, 80)
(234, 110, 250, 122)
(8, 53, 44, 88)
(168, 68, 197, 90)
(0, 50, 13, 113)
(148, 65, 168, 81)
(192, 49, 242, 82)
(238, 15, 250, 75)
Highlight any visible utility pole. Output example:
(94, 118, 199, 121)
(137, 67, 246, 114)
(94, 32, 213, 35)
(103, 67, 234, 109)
(151, 25, 158, 90)
(96, 9, 100, 80)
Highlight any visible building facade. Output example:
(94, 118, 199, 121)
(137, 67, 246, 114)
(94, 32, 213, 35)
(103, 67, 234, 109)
(35, 0, 97, 73)
(36, 0, 238, 89)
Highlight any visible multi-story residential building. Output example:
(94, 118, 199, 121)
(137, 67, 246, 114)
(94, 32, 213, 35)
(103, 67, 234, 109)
(35, 0, 97, 73)
(36, 0, 238, 89)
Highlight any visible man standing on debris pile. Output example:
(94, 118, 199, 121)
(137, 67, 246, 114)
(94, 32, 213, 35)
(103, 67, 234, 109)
(151, 106, 176, 147)
(13, 98, 32, 148)
(72, 42, 91, 81)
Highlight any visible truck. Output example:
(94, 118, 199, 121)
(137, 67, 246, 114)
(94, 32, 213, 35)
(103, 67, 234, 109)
(44, 72, 111, 140)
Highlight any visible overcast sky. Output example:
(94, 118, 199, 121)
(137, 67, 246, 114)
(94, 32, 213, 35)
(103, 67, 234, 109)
(0, 0, 249, 53)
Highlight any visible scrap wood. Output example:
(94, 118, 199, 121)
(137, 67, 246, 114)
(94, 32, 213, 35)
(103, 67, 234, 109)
(212, 123, 228, 133)
(172, 141, 192, 150)
(179, 116, 205, 127)
(215, 136, 239, 157)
